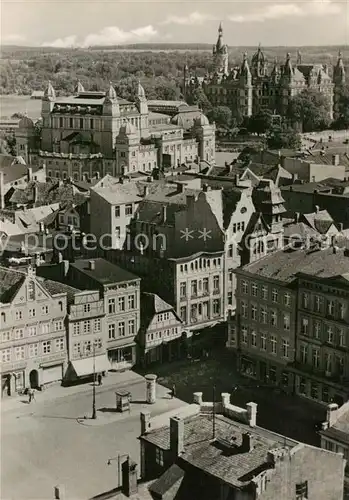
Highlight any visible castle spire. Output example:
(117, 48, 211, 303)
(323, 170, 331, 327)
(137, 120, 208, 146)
(218, 22, 223, 34)
(283, 52, 293, 76)
(44, 80, 56, 100)
(106, 82, 117, 101)
(137, 81, 146, 100)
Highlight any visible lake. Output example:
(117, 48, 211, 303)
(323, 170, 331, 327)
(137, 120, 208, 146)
(0, 95, 42, 120)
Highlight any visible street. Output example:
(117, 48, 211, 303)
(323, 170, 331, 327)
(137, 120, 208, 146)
(1, 372, 186, 500)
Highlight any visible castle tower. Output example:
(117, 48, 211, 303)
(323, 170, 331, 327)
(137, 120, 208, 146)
(251, 44, 266, 78)
(193, 114, 215, 164)
(212, 23, 228, 76)
(333, 51, 346, 120)
(15, 115, 36, 162)
(102, 82, 120, 158)
(136, 81, 149, 138)
(239, 53, 253, 117)
(115, 121, 140, 175)
(280, 53, 294, 114)
(41, 81, 56, 151)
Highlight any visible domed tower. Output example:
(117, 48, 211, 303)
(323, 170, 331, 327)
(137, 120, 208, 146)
(212, 23, 229, 76)
(333, 51, 346, 120)
(193, 113, 215, 163)
(239, 53, 253, 118)
(251, 44, 266, 78)
(102, 82, 120, 158)
(136, 81, 149, 138)
(41, 81, 56, 151)
(115, 121, 140, 174)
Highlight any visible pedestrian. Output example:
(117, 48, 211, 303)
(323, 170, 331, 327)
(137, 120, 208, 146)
(28, 388, 35, 403)
(97, 373, 102, 386)
(171, 384, 176, 399)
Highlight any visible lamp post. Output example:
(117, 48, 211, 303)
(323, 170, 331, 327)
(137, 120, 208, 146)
(92, 341, 97, 420)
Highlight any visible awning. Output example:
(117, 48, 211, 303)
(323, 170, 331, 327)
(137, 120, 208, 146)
(71, 355, 111, 377)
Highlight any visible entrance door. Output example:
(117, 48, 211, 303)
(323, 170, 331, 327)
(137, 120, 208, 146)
(2, 375, 10, 397)
(29, 370, 39, 389)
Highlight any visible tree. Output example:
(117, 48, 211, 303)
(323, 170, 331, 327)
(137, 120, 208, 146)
(187, 87, 212, 114)
(267, 124, 302, 150)
(287, 89, 331, 132)
(245, 110, 273, 135)
(332, 83, 349, 130)
(207, 106, 232, 129)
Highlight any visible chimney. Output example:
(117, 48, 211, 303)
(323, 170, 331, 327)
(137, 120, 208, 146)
(33, 184, 38, 205)
(27, 166, 33, 181)
(170, 416, 184, 457)
(186, 194, 196, 209)
(140, 411, 151, 434)
(62, 259, 69, 277)
(143, 185, 149, 197)
(332, 154, 340, 166)
(147, 176, 153, 183)
(0, 171, 4, 210)
(315, 205, 320, 213)
(241, 432, 253, 453)
(338, 222, 344, 232)
(326, 403, 339, 427)
(162, 205, 167, 223)
(235, 174, 240, 185)
(88, 260, 95, 271)
(202, 183, 210, 192)
(294, 212, 300, 223)
(246, 402, 257, 427)
(292, 173, 298, 182)
(121, 458, 138, 498)
(176, 182, 184, 193)
(119, 177, 124, 184)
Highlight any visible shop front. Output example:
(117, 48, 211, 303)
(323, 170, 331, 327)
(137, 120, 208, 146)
(67, 354, 111, 382)
(1, 361, 27, 398)
(108, 343, 135, 371)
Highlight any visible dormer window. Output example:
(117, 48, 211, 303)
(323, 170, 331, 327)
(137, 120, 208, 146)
(28, 281, 35, 301)
(296, 481, 308, 499)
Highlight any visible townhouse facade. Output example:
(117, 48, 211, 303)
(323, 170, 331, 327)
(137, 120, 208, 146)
(228, 245, 349, 405)
(0, 266, 73, 396)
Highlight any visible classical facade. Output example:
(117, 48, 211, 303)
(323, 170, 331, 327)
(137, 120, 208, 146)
(16, 82, 215, 180)
(184, 24, 345, 121)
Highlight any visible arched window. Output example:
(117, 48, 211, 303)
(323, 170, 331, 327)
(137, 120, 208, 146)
(58, 301, 63, 312)
(1, 312, 5, 324)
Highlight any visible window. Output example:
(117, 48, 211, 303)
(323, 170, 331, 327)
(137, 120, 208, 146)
(310, 382, 318, 400)
(108, 298, 116, 314)
(251, 283, 258, 297)
(42, 323, 50, 334)
(283, 313, 290, 331)
(228, 244, 233, 257)
(251, 330, 257, 347)
(55, 320, 63, 331)
(314, 295, 322, 313)
(42, 341, 51, 354)
(28, 280, 35, 300)
(28, 343, 38, 358)
(1, 312, 5, 324)
(1, 348, 11, 363)
(300, 344, 308, 364)
(73, 323, 80, 336)
(339, 302, 346, 320)
(327, 300, 335, 316)
(73, 343, 81, 357)
(251, 304, 257, 321)
(118, 297, 125, 311)
(83, 320, 90, 334)
(241, 280, 248, 294)
(324, 352, 332, 374)
(241, 301, 247, 318)
(312, 348, 320, 368)
(28, 308, 36, 318)
(301, 318, 309, 335)
(261, 286, 268, 300)
(260, 307, 267, 324)
(84, 304, 91, 313)
(42, 305, 49, 315)
(155, 448, 164, 466)
(327, 325, 334, 344)
(271, 288, 278, 303)
(339, 328, 346, 347)
(228, 269, 233, 283)
(69, 117, 73, 128)
(227, 292, 233, 305)
(260, 334, 267, 350)
(128, 319, 135, 335)
(282, 339, 289, 358)
(203, 278, 209, 294)
(15, 310, 22, 321)
(270, 335, 277, 354)
(284, 292, 291, 306)
(108, 323, 116, 339)
(180, 282, 186, 299)
(90, 118, 94, 129)
(191, 280, 198, 297)
(1, 331, 10, 342)
(118, 321, 125, 336)
(241, 327, 248, 344)
(28, 326, 37, 337)
(125, 204, 133, 216)
(94, 319, 101, 332)
(55, 338, 65, 351)
(15, 346, 25, 361)
(128, 295, 135, 310)
(313, 321, 321, 339)
(299, 377, 306, 395)
(302, 292, 309, 309)
(84, 340, 91, 353)
(213, 276, 220, 293)
(180, 306, 187, 322)
(270, 310, 277, 327)
(14, 328, 24, 339)
(213, 299, 220, 316)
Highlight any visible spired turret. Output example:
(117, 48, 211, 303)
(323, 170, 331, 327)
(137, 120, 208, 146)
(212, 22, 228, 76)
(333, 51, 346, 85)
(135, 81, 149, 137)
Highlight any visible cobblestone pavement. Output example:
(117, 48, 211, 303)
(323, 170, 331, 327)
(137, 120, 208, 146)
(1, 371, 186, 500)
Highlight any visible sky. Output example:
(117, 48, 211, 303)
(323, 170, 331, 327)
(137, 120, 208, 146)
(1, 0, 348, 47)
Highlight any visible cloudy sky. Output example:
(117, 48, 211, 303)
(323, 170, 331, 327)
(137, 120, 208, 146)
(1, 0, 348, 47)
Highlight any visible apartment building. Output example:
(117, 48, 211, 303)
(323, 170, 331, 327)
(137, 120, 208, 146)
(139, 392, 345, 500)
(138, 292, 183, 365)
(0, 266, 75, 396)
(229, 245, 349, 404)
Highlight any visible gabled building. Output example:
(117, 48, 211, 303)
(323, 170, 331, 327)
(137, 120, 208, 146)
(138, 292, 183, 366)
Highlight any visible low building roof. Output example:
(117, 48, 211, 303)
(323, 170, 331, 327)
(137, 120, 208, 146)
(70, 258, 140, 286)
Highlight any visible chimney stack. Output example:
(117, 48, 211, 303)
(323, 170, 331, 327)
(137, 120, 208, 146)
(140, 411, 151, 435)
(202, 183, 210, 192)
(162, 205, 167, 223)
(338, 222, 344, 232)
(170, 416, 184, 457)
(246, 402, 257, 427)
(326, 403, 339, 427)
(186, 194, 196, 209)
(143, 185, 149, 197)
(294, 212, 300, 223)
(315, 205, 320, 213)
(121, 458, 138, 498)
(27, 166, 33, 182)
(89, 260, 95, 271)
(241, 432, 253, 453)
(332, 154, 339, 166)
(176, 182, 184, 193)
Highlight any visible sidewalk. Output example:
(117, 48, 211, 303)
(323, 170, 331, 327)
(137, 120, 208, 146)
(0, 370, 144, 414)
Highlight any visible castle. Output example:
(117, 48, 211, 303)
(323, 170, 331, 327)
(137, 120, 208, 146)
(183, 23, 346, 122)
(16, 82, 215, 181)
